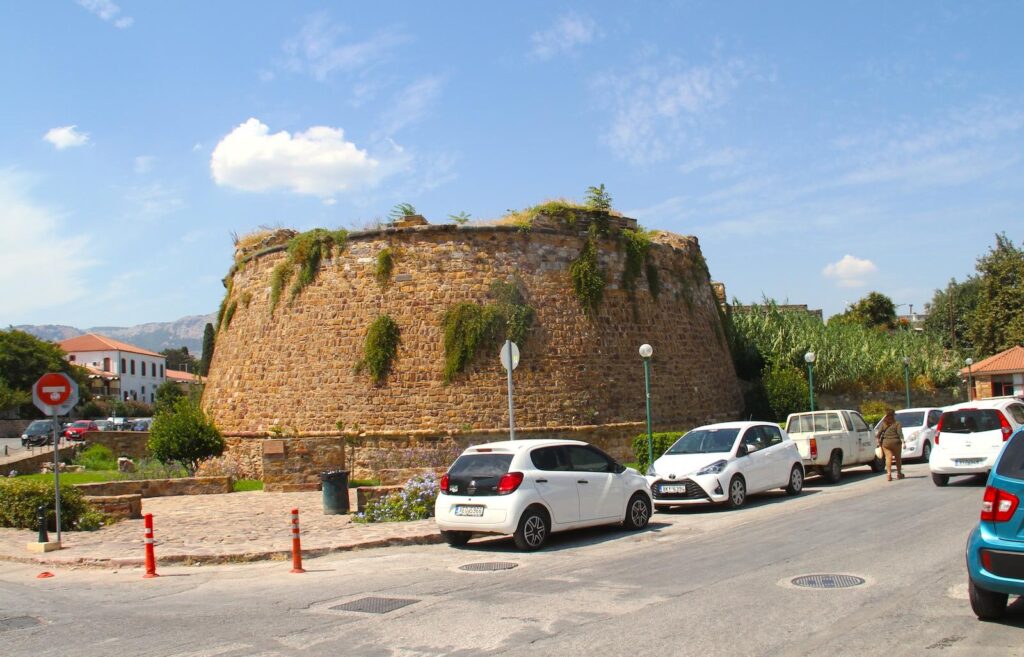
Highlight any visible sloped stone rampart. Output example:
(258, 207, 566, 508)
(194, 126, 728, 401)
(204, 222, 743, 488)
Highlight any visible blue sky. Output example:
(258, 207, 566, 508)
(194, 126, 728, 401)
(2, 1, 1022, 327)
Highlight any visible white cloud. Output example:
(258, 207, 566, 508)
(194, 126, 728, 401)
(43, 125, 90, 150)
(0, 170, 95, 321)
(530, 13, 601, 60)
(594, 57, 748, 165)
(76, 0, 133, 28)
(678, 148, 746, 175)
(124, 183, 185, 217)
(379, 76, 443, 135)
(134, 155, 155, 174)
(281, 14, 406, 81)
(210, 118, 409, 197)
(823, 255, 877, 288)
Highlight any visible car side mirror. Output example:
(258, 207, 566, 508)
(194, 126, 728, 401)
(612, 463, 626, 474)
(736, 444, 748, 457)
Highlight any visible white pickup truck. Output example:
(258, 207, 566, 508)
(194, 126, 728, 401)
(784, 410, 884, 482)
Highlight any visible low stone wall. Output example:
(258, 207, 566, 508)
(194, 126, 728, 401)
(0, 419, 31, 438)
(74, 476, 233, 498)
(356, 485, 403, 513)
(81, 432, 150, 460)
(84, 494, 143, 520)
(197, 437, 264, 480)
(0, 445, 81, 477)
(261, 436, 346, 492)
(816, 388, 961, 412)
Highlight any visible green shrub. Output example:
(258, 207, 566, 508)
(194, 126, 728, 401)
(233, 479, 263, 492)
(632, 431, 687, 474)
(268, 228, 349, 314)
(269, 261, 291, 313)
(442, 303, 502, 382)
(620, 228, 651, 293)
(223, 300, 238, 329)
(645, 262, 660, 300)
(376, 247, 394, 286)
(75, 444, 116, 471)
(353, 473, 438, 523)
(360, 315, 401, 384)
(763, 366, 810, 422)
(571, 233, 605, 312)
(75, 509, 111, 531)
(860, 399, 890, 418)
(148, 397, 225, 476)
(585, 183, 613, 211)
(863, 413, 884, 427)
(0, 479, 90, 530)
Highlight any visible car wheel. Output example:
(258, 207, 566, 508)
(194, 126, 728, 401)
(823, 452, 843, 483)
(623, 493, 651, 530)
(513, 507, 549, 551)
(726, 475, 746, 509)
(440, 530, 472, 547)
(968, 578, 1008, 620)
(921, 442, 932, 462)
(869, 455, 885, 473)
(932, 473, 950, 487)
(785, 465, 804, 496)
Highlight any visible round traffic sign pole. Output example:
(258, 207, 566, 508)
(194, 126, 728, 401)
(31, 372, 78, 548)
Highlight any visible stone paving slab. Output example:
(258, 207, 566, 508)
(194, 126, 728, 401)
(0, 490, 442, 568)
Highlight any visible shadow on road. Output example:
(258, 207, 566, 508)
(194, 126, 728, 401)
(803, 468, 882, 489)
(451, 521, 672, 554)
(654, 489, 820, 516)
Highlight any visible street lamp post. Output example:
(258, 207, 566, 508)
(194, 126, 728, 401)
(965, 357, 974, 401)
(902, 356, 911, 409)
(639, 344, 654, 469)
(804, 351, 816, 412)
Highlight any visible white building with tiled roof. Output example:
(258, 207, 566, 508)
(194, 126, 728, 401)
(960, 345, 1024, 399)
(59, 333, 166, 403)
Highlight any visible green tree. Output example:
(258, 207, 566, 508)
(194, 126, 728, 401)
(970, 233, 1024, 356)
(0, 329, 90, 414)
(199, 323, 215, 375)
(835, 291, 897, 330)
(160, 346, 199, 372)
(148, 397, 224, 476)
(0, 376, 30, 413)
(922, 277, 981, 351)
(154, 380, 185, 415)
(762, 366, 809, 421)
(388, 202, 417, 222)
(584, 184, 612, 211)
(448, 211, 471, 225)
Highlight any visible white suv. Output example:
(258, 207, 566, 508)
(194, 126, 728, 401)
(435, 439, 652, 551)
(930, 398, 1024, 486)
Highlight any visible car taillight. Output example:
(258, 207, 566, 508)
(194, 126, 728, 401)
(809, 438, 818, 460)
(440, 474, 450, 494)
(981, 486, 1019, 522)
(497, 472, 524, 495)
(998, 411, 1012, 441)
(934, 415, 944, 445)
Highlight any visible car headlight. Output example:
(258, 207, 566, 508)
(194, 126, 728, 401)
(694, 460, 728, 476)
(646, 464, 657, 477)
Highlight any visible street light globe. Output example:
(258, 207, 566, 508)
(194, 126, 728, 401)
(639, 344, 653, 358)
(902, 356, 911, 365)
(965, 357, 973, 366)
(804, 351, 816, 364)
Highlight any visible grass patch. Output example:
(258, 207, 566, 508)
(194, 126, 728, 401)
(350, 478, 381, 488)
(17, 471, 123, 485)
(233, 479, 263, 492)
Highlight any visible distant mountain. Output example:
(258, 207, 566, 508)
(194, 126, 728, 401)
(16, 313, 216, 356)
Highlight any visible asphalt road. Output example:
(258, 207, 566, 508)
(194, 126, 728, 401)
(1, 462, 1021, 657)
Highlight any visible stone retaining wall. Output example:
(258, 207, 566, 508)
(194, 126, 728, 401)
(74, 476, 233, 498)
(0, 419, 31, 438)
(0, 445, 81, 477)
(816, 388, 961, 412)
(84, 494, 143, 519)
(81, 432, 150, 460)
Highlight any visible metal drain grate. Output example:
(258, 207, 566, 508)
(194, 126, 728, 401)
(330, 597, 419, 614)
(459, 562, 519, 572)
(791, 574, 866, 589)
(0, 616, 42, 633)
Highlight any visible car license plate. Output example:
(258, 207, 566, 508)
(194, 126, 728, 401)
(454, 505, 484, 517)
(955, 458, 984, 466)
(661, 485, 687, 494)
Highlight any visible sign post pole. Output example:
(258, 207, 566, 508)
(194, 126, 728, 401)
(499, 341, 520, 441)
(52, 415, 61, 543)
(31, 373, 78, 550)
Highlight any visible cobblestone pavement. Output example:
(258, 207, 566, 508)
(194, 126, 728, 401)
(0, 490, 441, 568)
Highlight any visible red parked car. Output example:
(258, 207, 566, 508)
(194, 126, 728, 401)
(63, 420, 100, 441)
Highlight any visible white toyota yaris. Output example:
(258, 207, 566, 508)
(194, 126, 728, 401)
(646, 421, 805, 510)
(435, 439, 652, 551)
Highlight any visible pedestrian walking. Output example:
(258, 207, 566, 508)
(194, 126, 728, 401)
(876, 408, 905, 481)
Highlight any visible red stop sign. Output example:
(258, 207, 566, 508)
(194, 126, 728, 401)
(34, 372, 73, 406)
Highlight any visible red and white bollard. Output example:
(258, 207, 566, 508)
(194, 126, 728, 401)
(290, 507, 305, 573)
(143, 513, 159, 578)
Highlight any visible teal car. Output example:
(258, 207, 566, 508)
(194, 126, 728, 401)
(966, 426, 1024, 619)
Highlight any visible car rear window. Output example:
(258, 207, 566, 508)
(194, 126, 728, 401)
(448, 453, 513, 477)
(941, 409, 1002, 434)
(895, 411, 924, 427)
(995, 429, 1024, 479)
(27, 421, 52, 431)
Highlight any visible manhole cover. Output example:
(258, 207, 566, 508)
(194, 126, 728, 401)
(459, 562, 519, 572)
(330, 597, 419, 614)
(0, 616, 42, 633)
(791, 574, 866, 589)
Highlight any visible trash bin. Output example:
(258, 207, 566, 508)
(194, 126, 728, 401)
(321, 470, 350, 515)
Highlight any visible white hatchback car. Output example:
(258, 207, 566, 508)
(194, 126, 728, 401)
(646, 421, 805, 510)
(873, 407, 944, 461)
(930, 398, 1024, 486)
(435, 439, 652, 551)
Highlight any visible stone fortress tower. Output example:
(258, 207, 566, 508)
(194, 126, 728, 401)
(202, 206, 742, 490)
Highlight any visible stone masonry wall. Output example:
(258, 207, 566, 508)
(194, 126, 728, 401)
(204, 222, 743, 488)
(81, 431, 150, 460)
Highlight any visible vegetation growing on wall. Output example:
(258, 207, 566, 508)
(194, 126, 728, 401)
(359, 315, 401, 384)
(267, 228, 349, 315)
(442, 279, 535, 382)
(222, 300, 238, 329)
(375, 247, 394, 287)
(570, 228, 606, 313)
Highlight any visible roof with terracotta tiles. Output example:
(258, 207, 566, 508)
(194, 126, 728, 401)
(59, 333, 163, 358)
(960, 345, 1024, 375)
(166, 369, 200, 383)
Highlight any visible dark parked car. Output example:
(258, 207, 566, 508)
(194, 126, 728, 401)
(21, 420, 57, 447)
(131, 418, 153, 431)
